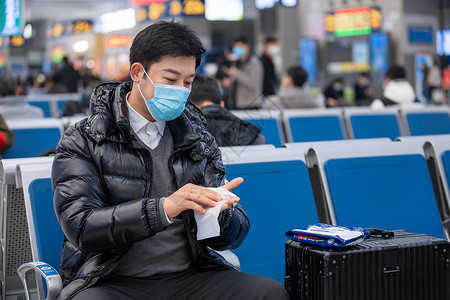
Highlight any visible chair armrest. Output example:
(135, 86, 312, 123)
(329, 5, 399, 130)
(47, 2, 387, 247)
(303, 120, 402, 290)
(443, 218, 450, 241)
(17, 262, 62, 300)
(209, 249, 241, 271)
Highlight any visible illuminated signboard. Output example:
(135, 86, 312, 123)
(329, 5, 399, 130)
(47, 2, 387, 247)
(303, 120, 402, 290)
(46, 20, 93, 39)
(325, 6, 382, 37)
(206, 0, 242, 21)
(255, 0, 296, 9)
(105, 36, 132, 48)
(9, 34, 25, 47)
(137, 0, 204, 23)
(52, 45, 66, 63)
(0, 0, 23, 36)
(0, 54, 5, 69)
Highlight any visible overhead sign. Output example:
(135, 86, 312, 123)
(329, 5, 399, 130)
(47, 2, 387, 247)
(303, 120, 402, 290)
(105, 36, 132, 48)
(46, 20, 93, 39)
(255, 0, 296, 9)
(205, 0, 242, 21)
(0, 0, 23, 36)
(325, 6, 382, 37)
(136, 0, 204, 22)
(9, 34, 25, 47)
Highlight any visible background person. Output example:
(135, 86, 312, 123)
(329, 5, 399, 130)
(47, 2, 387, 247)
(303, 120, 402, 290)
(371, 64, 416, 108)
(220, 36, 264, 109)
(260, 37, 280, 97)
(323, 78, 346, 108)
(189, 75, 266, 147)
(353, 72, 374, 106)
(264, 65, 319, 109)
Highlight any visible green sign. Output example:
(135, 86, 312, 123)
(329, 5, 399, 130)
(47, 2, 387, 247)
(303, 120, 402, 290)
(1, 0, 22, 36)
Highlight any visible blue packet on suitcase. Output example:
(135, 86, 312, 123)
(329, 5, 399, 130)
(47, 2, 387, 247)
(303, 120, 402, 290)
(286, 223, 370, 247)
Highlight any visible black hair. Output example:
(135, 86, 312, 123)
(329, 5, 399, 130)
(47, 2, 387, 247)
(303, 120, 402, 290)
(188, 75, 222, 106)
(129, 20, 205, 71)
(0, 76, 17, 97)
(385, 64, 406, 80)
(264, 37, 277, 45)
(234, 36, 249, 45)
(286, 66, 308, 87)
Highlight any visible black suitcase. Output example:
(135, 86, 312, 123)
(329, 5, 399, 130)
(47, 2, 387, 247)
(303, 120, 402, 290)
(285, 230, 450, 300)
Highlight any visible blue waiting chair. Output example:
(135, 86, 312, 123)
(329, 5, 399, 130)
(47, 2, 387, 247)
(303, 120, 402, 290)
(223, 148, 319, 283)
(306, 141, 445, 239)
(232, 110, 285, 147)
(343, 108, 403, 140)
(400, 107, 450, 136)
(3, 119, 64, 159)
(0, 157, 54, 300)
(15, 162, 62, 300)
(398, 135, 450, 240)
(282, 109, 346, 143)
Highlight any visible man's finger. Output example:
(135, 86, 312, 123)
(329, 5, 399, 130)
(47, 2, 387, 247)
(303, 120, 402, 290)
(221, 177, 244, 191)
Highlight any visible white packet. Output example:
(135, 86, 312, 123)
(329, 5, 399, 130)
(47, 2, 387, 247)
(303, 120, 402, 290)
(194, 187, 236, 240)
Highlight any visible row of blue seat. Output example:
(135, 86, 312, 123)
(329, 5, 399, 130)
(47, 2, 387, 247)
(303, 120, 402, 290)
(4, 106, 450, 159)
(26, 93, 82, 118)
(233, 106, 450, 147)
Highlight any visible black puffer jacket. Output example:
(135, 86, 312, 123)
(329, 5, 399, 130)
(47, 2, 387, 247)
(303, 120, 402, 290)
(52, 82, 250, 300)
(200, 104, 265, 147)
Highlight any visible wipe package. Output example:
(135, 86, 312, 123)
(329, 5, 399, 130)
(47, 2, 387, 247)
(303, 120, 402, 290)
(194, 187, 236, 240)
(285, 223, 370, 247)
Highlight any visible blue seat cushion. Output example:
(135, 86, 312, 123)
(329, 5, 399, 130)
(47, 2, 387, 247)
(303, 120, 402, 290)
(289, 116, 344, 142)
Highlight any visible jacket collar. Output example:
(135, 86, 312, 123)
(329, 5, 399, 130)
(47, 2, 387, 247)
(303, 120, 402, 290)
(86, 81, 205, 150)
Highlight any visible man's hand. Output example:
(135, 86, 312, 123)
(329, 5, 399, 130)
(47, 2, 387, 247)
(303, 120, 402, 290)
(163, 178, 244, 218)
(218, 177, 243, 212)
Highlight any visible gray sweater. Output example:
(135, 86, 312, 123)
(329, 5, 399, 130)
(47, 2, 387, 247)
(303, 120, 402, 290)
(111, 126, 192, 277)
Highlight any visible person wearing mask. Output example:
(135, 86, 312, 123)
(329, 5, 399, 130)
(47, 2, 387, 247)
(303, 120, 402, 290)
(51, 20, 288, 300)
(264, 66, 319, 109)
(260, 37, 280, 96)
(323, 78, 345, 107)
(354, 72, 374, 106)
(220, 36, 264, 109)
(189, 75, 266, 147)
(0, 114, 14, 158)
(371, 64, 416, 108)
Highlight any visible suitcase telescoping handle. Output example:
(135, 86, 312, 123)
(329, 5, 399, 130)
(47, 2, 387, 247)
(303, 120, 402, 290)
(366, 228, 394, 238)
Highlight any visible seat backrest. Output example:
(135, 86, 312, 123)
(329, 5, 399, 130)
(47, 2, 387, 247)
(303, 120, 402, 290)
(306, 142, 445, 239)
(3, 119, 64, 158)
(26, 99, 52, 118)
(232, 110, 284, 147)
(343, 108, 403, 140)
(222, 148, 319, 283)
(16, 161, 59, 299)
(282, 109, 346, 142)
(400, 107, 450, 136)
(0, 157, 54, 300)
(16, 162, 59, 264)
(220, 144, 276, 162)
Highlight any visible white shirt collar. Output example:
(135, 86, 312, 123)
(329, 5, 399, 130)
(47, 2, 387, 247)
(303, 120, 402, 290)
(126, 92, 166, 136)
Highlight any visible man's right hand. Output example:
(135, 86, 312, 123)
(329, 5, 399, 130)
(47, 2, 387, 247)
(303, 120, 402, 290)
(163, 183, 223, 219)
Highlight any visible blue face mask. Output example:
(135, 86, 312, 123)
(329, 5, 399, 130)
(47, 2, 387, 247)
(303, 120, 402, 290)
(137, 68, 191, 121)
(232, 46, 246, 59)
